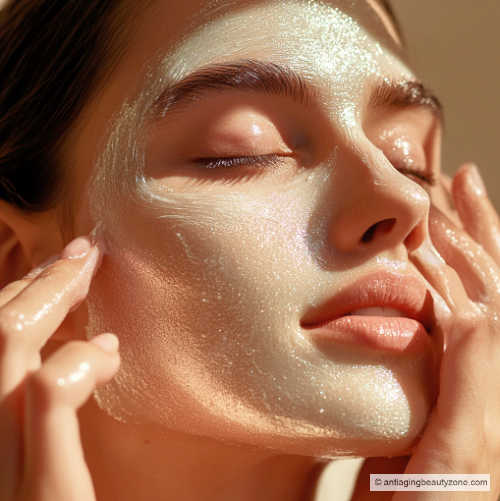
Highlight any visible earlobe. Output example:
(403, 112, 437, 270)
(0, 199, 63, 289)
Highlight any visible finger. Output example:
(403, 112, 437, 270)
(395, 325, 493, 481)
(20, 335, 120, 501)
(0, 254, 59, 308)
(410, 239, 472, 317)
(440, 172, 453, 193)
(0, 241, 102, 385)
(433, 172, 463, 229)
(428, 204, 500, 303)
(451, 163, 500, 265)
(409, 240, 477, 351)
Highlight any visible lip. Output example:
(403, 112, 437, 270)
(302, 270, 433, 330)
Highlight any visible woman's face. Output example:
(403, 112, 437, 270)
(66, 0, 450, 458)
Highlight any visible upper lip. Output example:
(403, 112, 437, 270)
(301, 270, 433, 333)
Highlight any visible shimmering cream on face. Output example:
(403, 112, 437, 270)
(84, 0, 436, 458)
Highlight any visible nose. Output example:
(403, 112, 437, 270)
(327, 140, 430, 255)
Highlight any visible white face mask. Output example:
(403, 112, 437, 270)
(84, 0, 438, 458)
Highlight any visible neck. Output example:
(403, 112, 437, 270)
(79, 397, 330, 501)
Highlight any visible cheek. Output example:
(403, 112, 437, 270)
(83, 193, 315, 422)
(94, 193, 316, 341)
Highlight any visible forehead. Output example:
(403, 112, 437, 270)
(133, 0, 413, 123)
(131, 0, 406, 70)
(135, 0, 409, 87)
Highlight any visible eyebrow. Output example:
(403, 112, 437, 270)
(369, 79, 444, 125)
(151, 58, 444, 125)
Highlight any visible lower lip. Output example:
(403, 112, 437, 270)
(306, 316, 431, 354)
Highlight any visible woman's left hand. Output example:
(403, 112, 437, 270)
(350, 162, 500, 501)
(444, 163, 500, 267)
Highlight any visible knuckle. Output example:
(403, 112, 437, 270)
(26, 369, 62, 408)
(0, 309, 20, 335)
(455, 311, 486, 338)
(0, 310, 26, 352)
(460, 310, 481, 327)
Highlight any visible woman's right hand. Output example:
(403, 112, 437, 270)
(0, 236, 121, 501)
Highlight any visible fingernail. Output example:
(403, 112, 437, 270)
(468, 164, 486, 197)
(61, 236, 92, 260)
(90, 333, 119, 353)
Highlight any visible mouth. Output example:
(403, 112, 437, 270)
(343, 306, 415, 317)
(301, 271, 434, 353)
(301, 270, 433, 330)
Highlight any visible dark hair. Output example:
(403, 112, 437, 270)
(380, 0, 405, 46)
(0, 0, 403, 214)
(0, 0, 133, 213)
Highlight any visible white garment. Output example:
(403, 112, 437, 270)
(314, 458, 366, 501)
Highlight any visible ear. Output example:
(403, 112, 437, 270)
(0, 200, 86, 350)
(0, 199, 64, 289)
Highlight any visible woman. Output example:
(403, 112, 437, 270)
(0, 1, 498, 500)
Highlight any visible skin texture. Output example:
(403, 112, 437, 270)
(76, 0, 437, 454)
(0, 1, 498, 501)
(71, 2, 458, 458)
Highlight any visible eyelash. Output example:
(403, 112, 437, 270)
(398, 167, 436, 186)
(193, 155, 436, 186)
(193, 154, 283, 170)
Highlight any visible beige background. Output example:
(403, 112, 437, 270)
(393, 0, 500, 209)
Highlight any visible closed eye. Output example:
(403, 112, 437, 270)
(192, 154, 283, 170)
(192, 154, 436, 186)
(397, 166, 436, 186)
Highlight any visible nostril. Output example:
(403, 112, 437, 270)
(361, 218, 396, 243)
(377, 218, 396, 234)
(361, 224, 376, 243)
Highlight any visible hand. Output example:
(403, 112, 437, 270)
(350, 163, 500, 501)
(0, 236, 121, 501)
(389, 162, 500, 499)
(445, 163, 500, 267)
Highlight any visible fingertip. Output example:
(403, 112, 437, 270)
(450, 163, 470, 194)
(440, 172, 453, 193)
(467, 163, 487, 197)
(61, 236, 92, 260)
(453, 162, 485, 199)
(90, 333, 119, 354)
(90, 334, 121, 383)
(450, 163, 485, 222)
